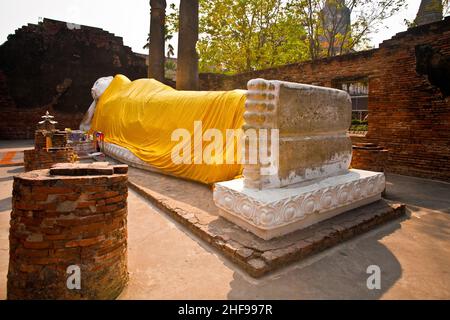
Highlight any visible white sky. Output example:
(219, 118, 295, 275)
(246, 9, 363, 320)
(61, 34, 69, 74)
(0, 0, 428, 56)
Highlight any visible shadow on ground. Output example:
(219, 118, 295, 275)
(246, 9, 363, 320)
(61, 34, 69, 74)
(0, 197, 11, 212)
(227, 219, 404, 299)
(0, 176, 12, 183)
(7, 167, 23, 174)
(0, 166, 23, 182)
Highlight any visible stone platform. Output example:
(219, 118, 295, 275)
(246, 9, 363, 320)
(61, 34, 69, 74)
(126, 166, 404, 277)
(214, 170, 385, 240)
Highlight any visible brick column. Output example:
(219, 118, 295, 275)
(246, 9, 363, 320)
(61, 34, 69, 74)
(351, 143, 388, 172)
(8, 163, 128, 299)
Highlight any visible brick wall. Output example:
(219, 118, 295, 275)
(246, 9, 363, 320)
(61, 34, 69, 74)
(200, 17, 450, 182)
(0, 107, 85, 139)
(0, 18, 147, 139)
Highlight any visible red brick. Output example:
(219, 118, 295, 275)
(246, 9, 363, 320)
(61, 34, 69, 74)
(22, 241, 52, 249)
(65, 235, 106, 248)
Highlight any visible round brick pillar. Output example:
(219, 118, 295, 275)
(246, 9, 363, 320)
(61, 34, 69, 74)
(351, 143, 388, 172)
(7, 163, 128, 300)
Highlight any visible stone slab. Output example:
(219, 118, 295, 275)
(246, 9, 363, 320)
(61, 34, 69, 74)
(49, 162, 128, 176)
(243, 79, 353, 189)
(214, 169, 385, 240)
(126, 166, 404, 278)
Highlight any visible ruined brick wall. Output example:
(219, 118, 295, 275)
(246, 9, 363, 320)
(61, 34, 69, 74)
(0, 18, 147, 139)
(200, 17, 450, 182)
(0, 107, 86, 139)
(0, 70, 15, 109)
(199, 49, 377, 90)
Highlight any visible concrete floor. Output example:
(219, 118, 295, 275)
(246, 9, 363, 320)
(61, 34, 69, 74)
(0, 140, 33, 153)
(0, 141, 449, 299)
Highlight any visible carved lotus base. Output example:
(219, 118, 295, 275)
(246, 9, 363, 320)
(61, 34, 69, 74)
(213, 169, 385, 240)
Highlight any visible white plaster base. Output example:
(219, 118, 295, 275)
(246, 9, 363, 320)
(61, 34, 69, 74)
(213, 169, 385, 240)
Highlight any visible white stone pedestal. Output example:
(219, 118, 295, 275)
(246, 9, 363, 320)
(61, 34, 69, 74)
(214, 169, 385, 240)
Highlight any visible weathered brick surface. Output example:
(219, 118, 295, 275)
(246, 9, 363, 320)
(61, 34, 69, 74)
(24, 118, 76, 171)
(35, 130, 68, 150)
(0, 106, 86, 140)
(24, 148, 75, 172)
(7, 164, 128, 300)
(200, 17, 450, 182)
(351, 143, 388, 172)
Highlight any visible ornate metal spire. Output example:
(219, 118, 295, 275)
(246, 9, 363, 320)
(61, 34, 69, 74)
(37, 111, 57, 131)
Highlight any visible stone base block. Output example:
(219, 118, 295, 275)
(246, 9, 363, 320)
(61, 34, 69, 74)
(214, 169, 385, 240)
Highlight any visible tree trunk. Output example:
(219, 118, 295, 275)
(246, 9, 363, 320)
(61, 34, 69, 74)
(176, 0, 199, 90)
(148, 0, 166, 82)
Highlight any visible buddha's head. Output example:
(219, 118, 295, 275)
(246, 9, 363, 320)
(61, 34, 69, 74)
(91, 76, 114, 100)
(80, 76, 113, 131)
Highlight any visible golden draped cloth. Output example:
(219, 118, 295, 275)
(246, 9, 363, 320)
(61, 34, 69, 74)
(90, 74, 246, 184)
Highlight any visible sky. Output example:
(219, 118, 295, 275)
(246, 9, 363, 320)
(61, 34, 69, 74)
(0, 0, 432, 57)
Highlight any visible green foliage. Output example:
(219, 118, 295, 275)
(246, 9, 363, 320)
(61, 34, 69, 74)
(351, 118, 368, 125)
(289, 0, 406, 59)
(165, 59, 177, 71)
(165, 3, 179, 45)
(163, 0, 407, 74)
(350, 118, 368, 131)
(144, 2, 179, 54)
(198, 0, 309, 74)
(349, 124, 368, 131)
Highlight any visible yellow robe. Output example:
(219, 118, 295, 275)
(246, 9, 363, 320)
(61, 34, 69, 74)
(90, 74, 246, 184)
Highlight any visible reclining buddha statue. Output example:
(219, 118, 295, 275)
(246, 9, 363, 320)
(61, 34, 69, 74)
(80, 74, 386, 240)
(80, 74, 246, 184)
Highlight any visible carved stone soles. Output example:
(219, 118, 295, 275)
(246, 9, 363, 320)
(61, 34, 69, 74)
(243, 78, 353, 189)
(214, 169, 386, 240)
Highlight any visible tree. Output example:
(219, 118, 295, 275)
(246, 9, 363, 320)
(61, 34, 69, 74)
(176, 0, 199, 90)
(167, 43, 175, 58)
(166, 0, 407, 74)
(148, 0, 167, 81)
(197, 0, 308, 74)
(145, 7, 178, 53)
(164, 3, 179, 59)
(290, 0, 406, 59)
